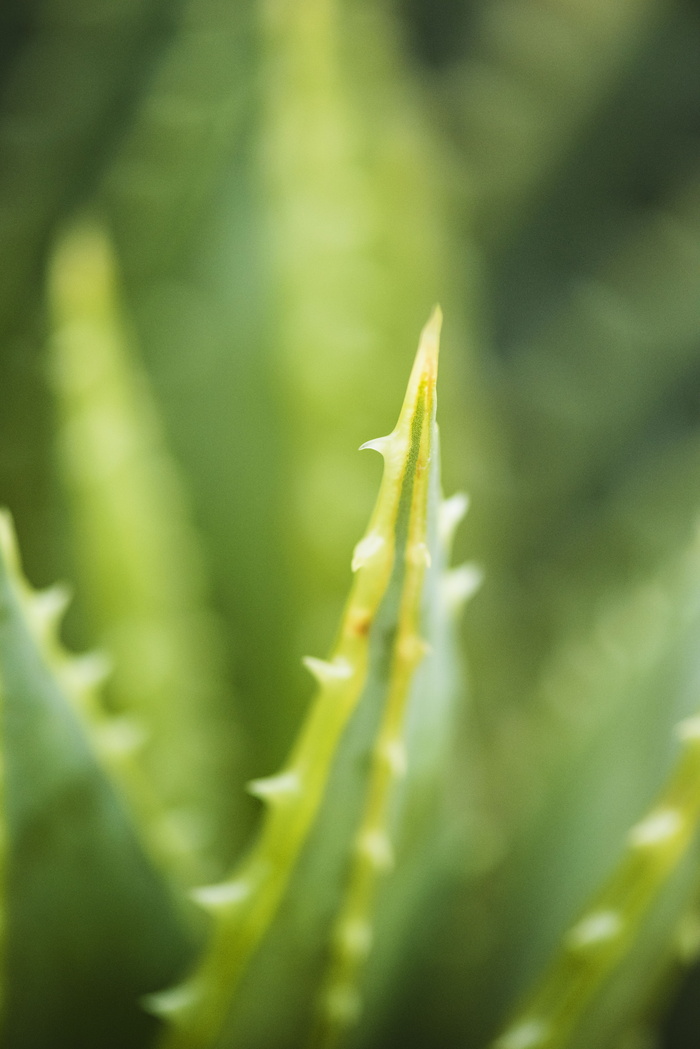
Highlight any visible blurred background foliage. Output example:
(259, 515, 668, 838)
(4, 0, 700, 1046)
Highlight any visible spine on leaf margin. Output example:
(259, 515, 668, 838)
(491, 568, 700, 1049)
(0, 512, 192, 1047)
(151, 309, 479, 1049)
(47, 220, 239, 885)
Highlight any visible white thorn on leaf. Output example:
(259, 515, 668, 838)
(324, 983, 362, 1027)
(98, 716, 147, 758)
(144, 981, 200, 1020)
(677, 715, 700, 744)
(566, 909, 623, 951)
(336, 919, 373, 961)
(443, 563, 483, 612)
(247, 770, 300, 802)
(31, 584, 71, 631)
(381, 739, 407, 777)
(359, 434, 393, 456)
(351, 533, 385, 572)
(358, 829, 394, 871)
(66, 651, 112, 691)
(0, 510, 19, 571)
(191, 879, 251, 912)
(494, 1019, 550, 1049)
(628, 808, 683, 849)
(302, 655, 353, 684)
(439, 492, 470, 548)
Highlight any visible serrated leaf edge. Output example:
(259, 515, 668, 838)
(151, 309, 443, 1049)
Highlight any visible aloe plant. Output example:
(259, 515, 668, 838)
(4, 2, 700, 1048)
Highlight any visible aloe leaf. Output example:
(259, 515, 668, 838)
(503, 168, 700, 556)
(465, 165, 700, 832)
(473, 413, 700, 783)
(0, 5, 171, 603)
(96, 0, 496, 775)
(149, 310, 475, 1049)
(464, 528, 700, 1049)
(0, 510, 193, 1049)
(99, 2, 296, 770)
(47, 219, 240, 882)
(402, 513, 700, 1049)
(491, 726, 700, 1049)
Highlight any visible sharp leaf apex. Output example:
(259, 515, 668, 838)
(417, 304, 442, 374)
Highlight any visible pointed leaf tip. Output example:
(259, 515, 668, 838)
(395, 307, 442, 439)
(417, 304, 442, 377)
(151, 312, 451, 1049)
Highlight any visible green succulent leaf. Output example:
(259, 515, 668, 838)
(489, 530, 700, 1049)
(47, 219, 241, 884)
(259, 0, 462, 669)
(149, 309, 476, 1049)
(0, 511, 193, 1049)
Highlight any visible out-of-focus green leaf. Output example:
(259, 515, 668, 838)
(47, 219, 242, 882)
(0, 511, 193, 1049)
(446, 0, 662, 245)
(490, 547, 700, 1049)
